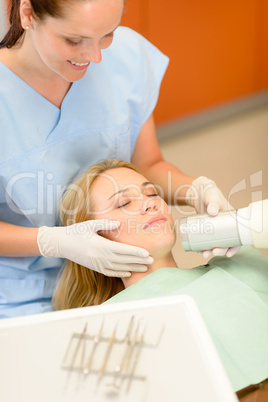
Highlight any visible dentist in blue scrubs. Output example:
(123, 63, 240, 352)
(0, 0, 238, 318)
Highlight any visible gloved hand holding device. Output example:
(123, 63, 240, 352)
(37, 219, 153, 278)
(185, 176, 240, 258)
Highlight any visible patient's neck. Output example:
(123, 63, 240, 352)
(122, 252, 177, 288)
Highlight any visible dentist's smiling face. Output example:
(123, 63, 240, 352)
(90, 167, 176, 259)
(28, 0, 123, 82)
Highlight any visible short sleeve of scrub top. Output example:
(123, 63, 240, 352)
(0, 26, 169, 318)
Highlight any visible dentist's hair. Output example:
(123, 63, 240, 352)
(52, 159, 141, 311)
(0, 0, 125, 49)
(1, 0, 68, 48)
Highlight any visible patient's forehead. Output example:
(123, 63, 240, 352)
(103, 168, 145, 187)
(91, 167, 146, 210)
(96, 167, 146, 190)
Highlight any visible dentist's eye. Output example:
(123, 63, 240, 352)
(65, 39, 82, 47)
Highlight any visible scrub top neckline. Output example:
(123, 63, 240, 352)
(0, 61, 79, 112)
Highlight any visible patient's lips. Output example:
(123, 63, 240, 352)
(143, 215, 167, 230)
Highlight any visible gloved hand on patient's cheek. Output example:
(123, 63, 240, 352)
(37, 220, 153, 277)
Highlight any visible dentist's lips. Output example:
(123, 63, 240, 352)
(67, 60, 90, 71)
(143, 215, 167, 230)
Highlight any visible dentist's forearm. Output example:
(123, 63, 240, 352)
(0, 221, 40, 256)
(131, 114, 196, 205)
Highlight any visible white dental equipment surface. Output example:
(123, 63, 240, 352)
(0, 295, 238, 402)
(180, 199, 268, 252)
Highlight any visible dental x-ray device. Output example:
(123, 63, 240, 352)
(180, 199, 268, 252)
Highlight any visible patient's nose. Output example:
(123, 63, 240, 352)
(141, 197, 159, 215)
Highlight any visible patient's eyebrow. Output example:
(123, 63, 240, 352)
(108, 188, 129, 200)
(108, 182, 157, 200)
(142, 181, 156, 188)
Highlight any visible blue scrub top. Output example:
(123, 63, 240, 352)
(0, 27, 169, 318)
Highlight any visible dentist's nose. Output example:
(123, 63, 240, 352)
(141, 197, 159, 215)
(81, 43, 102, 64)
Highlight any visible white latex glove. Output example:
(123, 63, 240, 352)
(37, 219, 153, 278)
(185, 176, 240, 258)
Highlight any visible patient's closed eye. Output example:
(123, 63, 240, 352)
(118, 194, 159, 209)
(118, 200, 131, 208)
(117, 194, 140, 208)
(116, 189, 140, 209)
(143, 183, 159, 197)
(115, 185, 160, 209)
(145, 188, 159, 198)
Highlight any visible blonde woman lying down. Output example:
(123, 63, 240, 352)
(53, 159, 268, 401)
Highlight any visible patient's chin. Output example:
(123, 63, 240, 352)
(148, 235, 176, 257)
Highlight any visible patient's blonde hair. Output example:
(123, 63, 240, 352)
(52, 159, 142, 311)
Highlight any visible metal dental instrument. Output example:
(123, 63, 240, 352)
(107, 316, 135, 390)
(154, 324, 165, 347)
(63, 322, 88, 389)
(83, 318, 104, 376)
(126, 326, 146, 393)
(98, 322, 118, 380)
(123, 320, 140, 376)
(67, 322, 88, 371)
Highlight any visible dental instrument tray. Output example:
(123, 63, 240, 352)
(0, 295, 238, 402)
